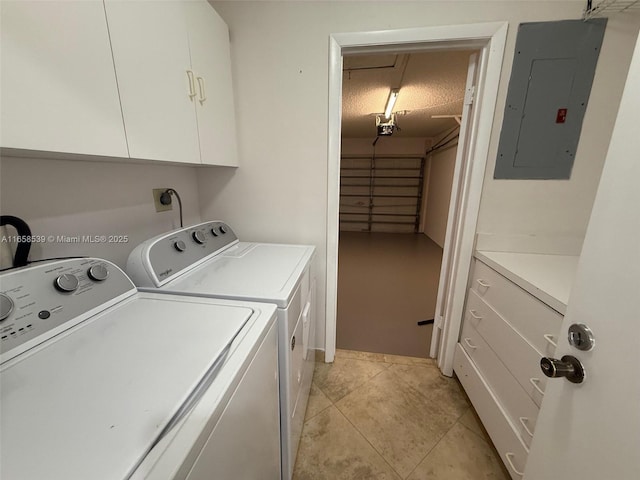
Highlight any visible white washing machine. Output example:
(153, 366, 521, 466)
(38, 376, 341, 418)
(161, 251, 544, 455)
(0, 258, 280, 480)
(127, 221, 316, 480)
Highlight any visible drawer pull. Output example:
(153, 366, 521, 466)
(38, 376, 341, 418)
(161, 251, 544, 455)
(469, 309, 483, 320)
(463, 338, 478, 350)
(476, 279, 491, 288)
(519, 417, 535, 438)
(505, 452, 524, 477)
(543, 334, 558, 348)
(529, 377, 545, 396)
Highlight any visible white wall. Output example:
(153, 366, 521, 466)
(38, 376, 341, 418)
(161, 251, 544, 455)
(1, 2, 635, 354)
(202, 0, 614, 350)
(476, 13, 640, 244)
(0, 156, 201, 269)
(424, 144, 457, 247)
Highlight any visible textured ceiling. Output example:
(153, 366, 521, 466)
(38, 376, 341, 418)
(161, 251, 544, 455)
(341, 49, 478, 138)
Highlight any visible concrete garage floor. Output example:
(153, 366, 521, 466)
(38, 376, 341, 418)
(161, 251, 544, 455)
(337, 232, 442, 358)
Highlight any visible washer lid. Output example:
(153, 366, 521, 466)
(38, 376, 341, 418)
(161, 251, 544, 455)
(163, 243, 315, 307)
(0, 293, 254, 480)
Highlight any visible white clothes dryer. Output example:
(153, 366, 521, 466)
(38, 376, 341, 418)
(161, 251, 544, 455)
(0, 258, 280, 480)
(127, 221, 316, 480)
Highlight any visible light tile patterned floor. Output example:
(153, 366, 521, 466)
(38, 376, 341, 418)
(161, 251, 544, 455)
(293, 349, 510, 480)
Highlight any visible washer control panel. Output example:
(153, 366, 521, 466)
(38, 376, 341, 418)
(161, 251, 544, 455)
(0, 258, 136, 360)
(146, 221, 238, 285)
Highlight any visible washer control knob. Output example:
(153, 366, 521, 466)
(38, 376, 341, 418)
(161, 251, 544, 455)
(174, 240, 187, 252)
(54, 274, 79, 293)
(0, 294, 15, 322)
(219, 225, 227, 234)
(192, 231, 206, 244)
(87, 264, 109, 282)
(211, 228, 218, 237)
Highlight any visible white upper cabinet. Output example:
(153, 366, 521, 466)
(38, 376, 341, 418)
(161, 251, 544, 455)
(104, 0, 200, 164)
(104, 0, 238, 166)
(184, 0, 238, 167)
(0, 1, 128, 158)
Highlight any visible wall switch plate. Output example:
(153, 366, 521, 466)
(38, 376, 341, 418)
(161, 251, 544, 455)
(152, 188, 173, 212)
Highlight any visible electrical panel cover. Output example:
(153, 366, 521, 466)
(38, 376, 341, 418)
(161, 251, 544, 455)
(494, 19, 607, 180)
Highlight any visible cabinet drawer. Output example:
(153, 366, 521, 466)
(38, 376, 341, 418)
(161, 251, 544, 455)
(460, 320, 539, 447)
(463, 288, 546, 407)
(466, 288, 557, 357)
(454, 344, 529, 479)
(471, 259, 563, 355)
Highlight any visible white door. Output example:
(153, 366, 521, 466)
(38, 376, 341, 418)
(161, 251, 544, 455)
(430, 53, 478, 373)
(524, 34, 640, 479)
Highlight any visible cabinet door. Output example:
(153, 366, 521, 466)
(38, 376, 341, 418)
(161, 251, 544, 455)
(104, 0, 200, 164)
(0, 0, 127, 157)
(185, 0, 238, 167)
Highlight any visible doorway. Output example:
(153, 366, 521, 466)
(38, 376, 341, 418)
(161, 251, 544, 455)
(325, 23, 508, 372)
(336, 50, 475, 358)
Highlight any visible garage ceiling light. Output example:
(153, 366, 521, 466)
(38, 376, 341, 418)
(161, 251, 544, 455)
(384, 89, 399, 119)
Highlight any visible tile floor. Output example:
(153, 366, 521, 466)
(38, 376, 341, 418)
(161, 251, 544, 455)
(293, 349, 510, 480)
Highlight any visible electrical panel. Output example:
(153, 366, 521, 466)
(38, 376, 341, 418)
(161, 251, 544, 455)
(494, 18, 607, 180)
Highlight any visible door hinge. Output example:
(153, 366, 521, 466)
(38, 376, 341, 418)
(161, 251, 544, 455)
(464, 85, 475, 105)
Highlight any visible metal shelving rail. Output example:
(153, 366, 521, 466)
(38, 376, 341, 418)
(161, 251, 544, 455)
(583, 0, 640, 19)
(339, 155, 425, 233)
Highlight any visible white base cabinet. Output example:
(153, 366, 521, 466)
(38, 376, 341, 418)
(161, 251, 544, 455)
(0, 0, 128, 158)
(454, 256, 565, 479)
(454, 345, 529, 479)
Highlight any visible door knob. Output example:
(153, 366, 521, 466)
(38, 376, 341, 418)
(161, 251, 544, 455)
(540, 355, 585, 384)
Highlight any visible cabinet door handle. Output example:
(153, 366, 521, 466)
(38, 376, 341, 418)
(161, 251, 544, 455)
(463, 338, 478, 350)
(469, 309, 483, 320)
(543, 334, 558, 348)
(476, 279, 490, 288)
(197, 76, 207, 103)
(529, 377, 545, 396)
(186, 70, 197, 99)
(518, 417, 535, 438)
(505, 452, 524, 476)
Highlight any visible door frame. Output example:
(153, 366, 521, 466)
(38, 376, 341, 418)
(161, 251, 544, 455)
(325, 22, 508, 373)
